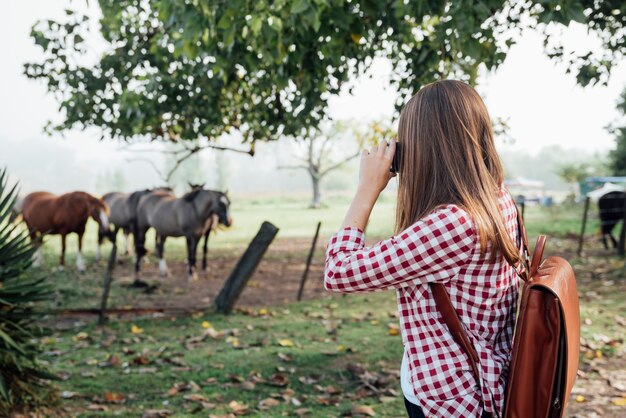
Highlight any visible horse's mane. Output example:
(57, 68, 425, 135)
(183, 188, 229, 205)
(183, 189, 202, 202)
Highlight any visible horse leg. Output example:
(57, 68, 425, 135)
(606, 223, 619, 249)
(123, 227, 132, 256)
(134, 227, 148, 278)
(96, 230, 104, 262)
(157, 235, 169, 277)
(186, 235, 199, 281)
(154, 232, 160, 257)
(602, 233, 609, 250)
(59, 234, 66, 271)
(76, 232, 86, 273)
(30, 230, 44, 267)
(201, 229, 210, 272)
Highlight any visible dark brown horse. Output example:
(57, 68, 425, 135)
(21, 191, 111, 271)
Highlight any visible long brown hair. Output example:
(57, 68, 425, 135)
(395, 80, 519, 265)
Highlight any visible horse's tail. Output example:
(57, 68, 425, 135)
(9, 197, 23, 223)
(131, 209, 148, 259)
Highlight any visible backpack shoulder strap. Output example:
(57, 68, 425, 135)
(430, 282, 481, 381)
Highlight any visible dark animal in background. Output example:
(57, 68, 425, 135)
(21, 191, 112, 271)
(598, 191, 626, 249)
(134, 187, 232, 280)
(97, 187, 173, 259)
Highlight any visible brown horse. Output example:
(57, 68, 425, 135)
(21, 191, 111, 271)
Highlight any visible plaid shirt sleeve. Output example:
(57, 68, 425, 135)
(324, 205, 476, 292)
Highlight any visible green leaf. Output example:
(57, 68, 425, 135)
(291, 0, 310, 14)
(250, 15, 262, 35)
(268, 16, 283, 32)
(0, 374, 8, 401)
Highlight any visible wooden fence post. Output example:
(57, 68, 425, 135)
(297, 221, 321, 301)
(213, 221, 279, 313)
(577, 196, 590, 257)
(98, 244, 117, 325)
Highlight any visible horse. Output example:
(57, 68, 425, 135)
(598, 191, 626, 249)
(134, 188, 232, 280)
(21, 191, 112, 271)
(188, 183, 230, 271)
(97, 187, 173, 259)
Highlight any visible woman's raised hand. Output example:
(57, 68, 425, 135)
(358, 140, 396, 197)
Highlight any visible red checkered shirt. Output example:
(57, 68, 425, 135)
(324, 189, 520, 418)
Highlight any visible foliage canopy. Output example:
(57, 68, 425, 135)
(25, 0, 625, 145)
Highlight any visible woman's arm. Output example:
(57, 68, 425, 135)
(340, 140, 396, 231)
(324, 205, 476, 293)
(324, 140, 476, 293)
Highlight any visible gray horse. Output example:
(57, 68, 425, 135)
(134, 188, 232, 280)
(97, 187, 173, 259)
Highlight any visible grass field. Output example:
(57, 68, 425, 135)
(20, 195, 625, 417)
(33, 192, 596, 264)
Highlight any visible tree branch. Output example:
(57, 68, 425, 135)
(125, 158, 169, 183)
(277, 164, 309, 170)
(316, 135, 333, 167)
(319, 151, 360, 177)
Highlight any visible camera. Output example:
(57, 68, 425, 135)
(390, 141, 402, 173)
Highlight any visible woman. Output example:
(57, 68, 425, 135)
(324, 80, 521, 418)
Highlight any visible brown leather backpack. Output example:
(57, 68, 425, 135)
(431, 210, 580, 418)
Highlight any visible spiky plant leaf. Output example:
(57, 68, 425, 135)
(0, 168, 57, 414)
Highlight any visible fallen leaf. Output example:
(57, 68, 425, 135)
(60, 391, 77, 399)
(277, 352, 292, 362)
(131, 355, 151, 366)
(268, 373, 289, 387)
(184, 393, 207, 402)
(229, 400, 249, 414)
(240, 381, 256, 391)
(352, 404, 376, 416)
(87, 404, 108, 411)
(142, 409, 172, 418)
(104, 392, 125, 403)
(226, 336, 241, 347)
(105, 354, 121, 367)
(258, 397, 281, 410)
(278, 339, 294, 347)
(388, 324, 400, 336)
(73, 332, 89, 341)
(612, 397, 626, 406)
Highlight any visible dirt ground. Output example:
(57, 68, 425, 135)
(58, 237, 332, 317)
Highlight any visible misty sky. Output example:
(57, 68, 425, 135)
(1, 1, 625, 195)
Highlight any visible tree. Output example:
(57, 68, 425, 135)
(25, 0, 625, 155)
(0, 169, 56, 414)
(280, 120, 393, 208)
(556, 162, 594, 198)
(609, 87, 626, 175)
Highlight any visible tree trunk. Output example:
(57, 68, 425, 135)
(310, 174, 321, 209)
